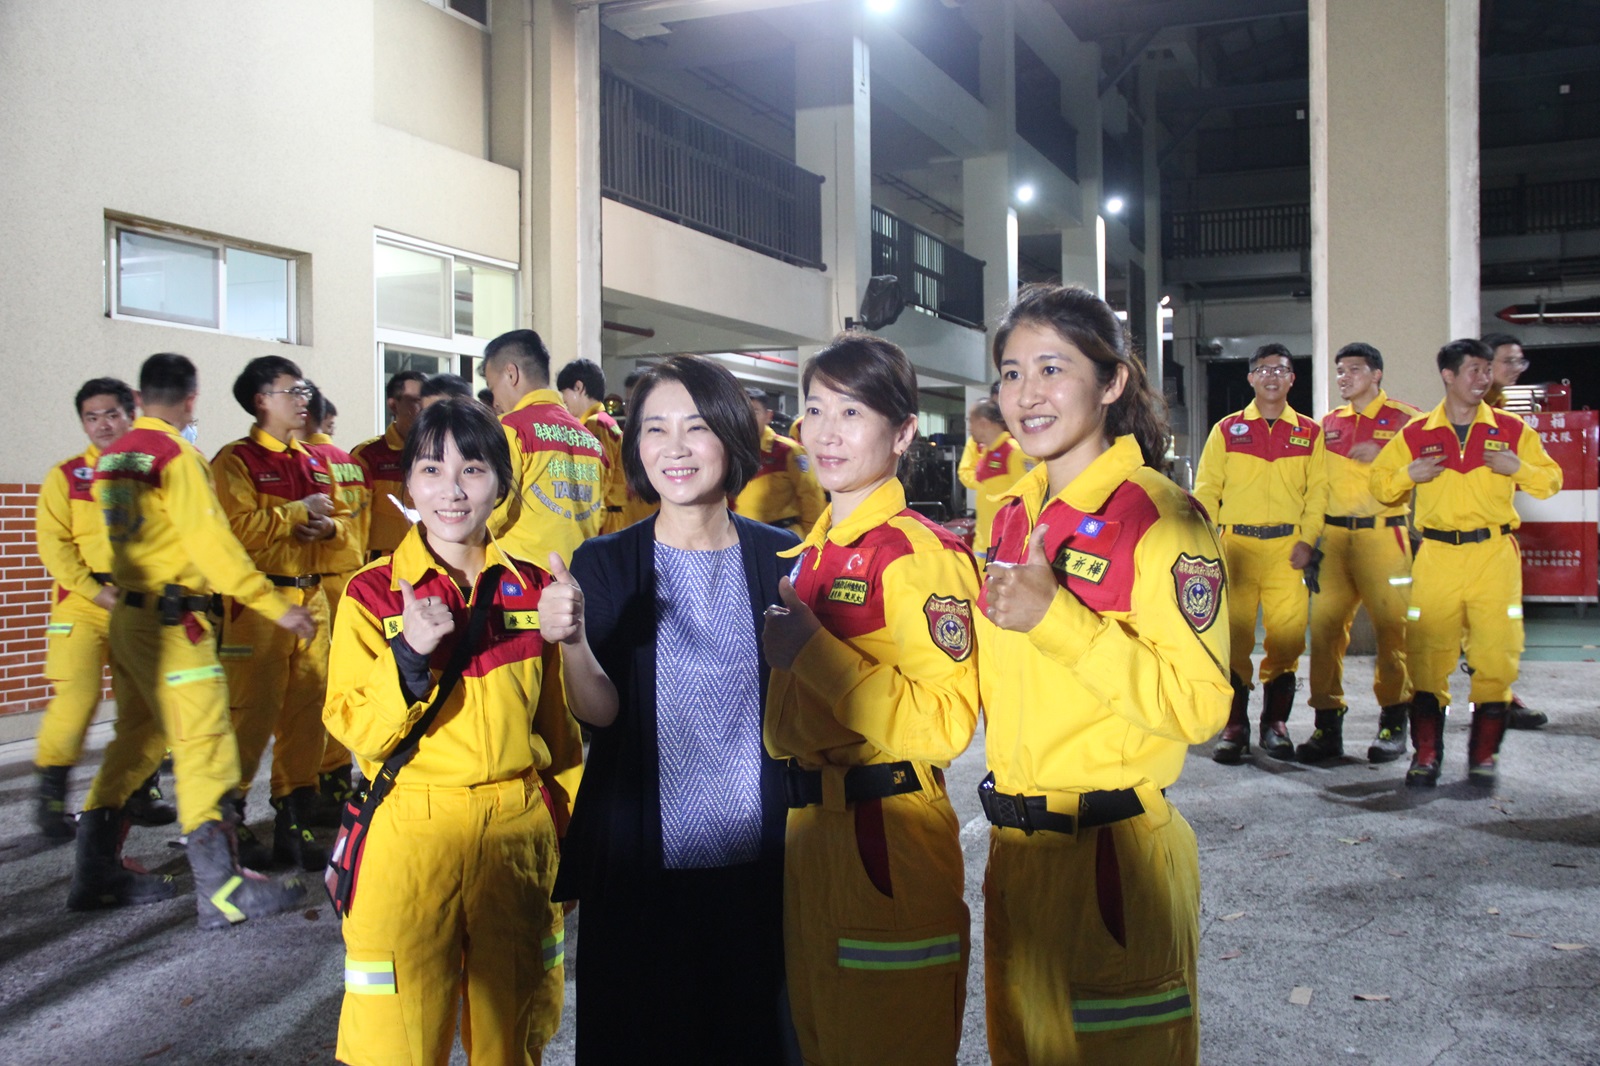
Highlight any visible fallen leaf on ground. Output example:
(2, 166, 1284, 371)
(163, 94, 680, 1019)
(1220, 911, 1246, 922)
(1289, 986, 1313, 1006)
(140, 1047, 173, 1061)
(1486, 908, 1501, 915)
(1231, 824, 1245, 831)
(1386, 870, 1406, 880)
(304, 908, 320, 921)
(180, 996, 194, 1007)
(1384, 929, 1408, 937)
(1337, 835, 1371, 846)
(1508, 931, 1540, 939)
(1220, 949, 1243, 961)
(1353, 993, 1391, 1002)
(1552, 943, 1587, 951)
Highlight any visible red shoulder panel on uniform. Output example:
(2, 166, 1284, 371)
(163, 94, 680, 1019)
(93, 428, 182, 486)
(60, 454, 96, 501)
(504, 403, 603, 458)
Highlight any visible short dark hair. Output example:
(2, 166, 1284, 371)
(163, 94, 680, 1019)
(402, 398, 516, 506)
(1438, 337, 1492, 375)
(421, 373, 474, 402)
(385, 370, 428, 401)
(555, 358, 605, 401)
(139, 353, 198, 407)
(1481, 332, 1521, 352)
(483, 329, 551, 386)
(477, 388, 495, 407)
(305, 382, 331, 426)
(232, 355, 303, 415)
(970, 398, 1003, 424)
(622, 355, 760, 504)
(802, 332, 918, 426)
(1249, 343, 1294, 370)
(744, 387, 773, 411)
(76, 378, 135, 419)
(1335, 342, 1383, 373)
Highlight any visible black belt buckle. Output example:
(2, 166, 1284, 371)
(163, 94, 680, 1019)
(159, 584, 185, 626)
(979, 772, 1039, 835)
(783, 763, 819, 808)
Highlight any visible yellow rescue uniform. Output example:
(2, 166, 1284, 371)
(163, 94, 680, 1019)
(85, 417, 293, 833)
(306, 432, 371, 776)
(34, 447, 114, 769)
(351, 424, 409, 559)
(1193, 402, 1327, 686)
(1370, 401, 1561, 704)
(324, 529, 582, 1065)
(958, 432, 1027, 563)
(1310, 391, 1419, 711)
(212, 426, 357, 800)
(765, 478, 980, 1066)
(491, 389, 605, 567)
(976, 437, 1230, 1066)
(736, 425, 826, 532)
(579, 402, 630, 535)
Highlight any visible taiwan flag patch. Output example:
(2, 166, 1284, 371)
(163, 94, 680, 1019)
(501, 581, 524, 597)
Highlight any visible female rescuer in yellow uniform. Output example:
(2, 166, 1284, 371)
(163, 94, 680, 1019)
(762, 332, 981, 1066)
(977, 284, 1232, 1065)
(324, 398, 583, 1066)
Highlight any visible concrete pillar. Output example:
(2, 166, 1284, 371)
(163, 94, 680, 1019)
(963, 0, 1018, 328)
(1140, 71, 1164, 400)
(1059, 32, 1103, 298)
(1310, 0, 1479, 413)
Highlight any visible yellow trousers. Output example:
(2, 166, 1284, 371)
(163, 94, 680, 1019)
(222, 585, 330, 799)
(34, 596, 110, 768)
(1309, 525, 1413, 710)
(1408, 535, 1523, 705)
(337, 776, 564, 1066)
(318, 573, 354, 777)
(85, 604, 238, 833)
(1222, 533, 1307, 686)
(984, 797, 1200, 1066)
(784, 777, 969, 1066)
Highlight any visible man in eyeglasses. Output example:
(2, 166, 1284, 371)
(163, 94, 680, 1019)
(1194, 343, 1329, 764)
(211, 356, 357, 871)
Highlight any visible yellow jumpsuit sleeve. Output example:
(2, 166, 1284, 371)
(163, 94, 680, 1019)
(531, 642, 584, 833)
(957, 439, 980, 491)
(788, 549, 980, 763)
(1368, 432, 1419, 507)
(211, 448, 310, 554)
(168, 452, 289, 620)
(1191, 423, 1226, 523)
(1298, 432, 1330, 544)
(1511, 422, 1563, 499)
(1025, 513, 1232, 745)
(321, 473, 363, 563)
(35, 467, 102, 602)
(323, 590, 431, 762)
(488, 426, 525, 538)
(791, 449, 827, 531)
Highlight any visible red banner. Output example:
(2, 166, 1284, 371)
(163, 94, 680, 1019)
(1517, 410, 1598, 602)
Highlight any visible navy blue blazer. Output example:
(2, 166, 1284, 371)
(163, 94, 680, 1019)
(552, 513, 800, 902)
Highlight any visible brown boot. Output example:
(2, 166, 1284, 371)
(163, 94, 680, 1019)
(1258, 673, 1297, 760)
(1468, 703, 1510, 787)
(1213, 674, 1251, 764)
(1406, 693, 1445, 788)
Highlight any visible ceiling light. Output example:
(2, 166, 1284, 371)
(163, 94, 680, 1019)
(1016, 184, 1036, 204)
(1105, 195, 1125, 215)
(867, 0, 896, 13)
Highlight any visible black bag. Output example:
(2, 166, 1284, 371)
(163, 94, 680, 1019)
(325, 573, 497, 917)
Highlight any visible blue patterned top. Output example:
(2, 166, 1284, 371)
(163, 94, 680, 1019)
(654, 541, 764, 869)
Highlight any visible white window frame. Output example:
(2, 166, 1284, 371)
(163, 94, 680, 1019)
(106, 218, 300, 343)
(418, 0, 489, 30)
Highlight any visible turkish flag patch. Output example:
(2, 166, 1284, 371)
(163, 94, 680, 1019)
(1172, 553, 1223, 634)
(924, 594, 974, 662)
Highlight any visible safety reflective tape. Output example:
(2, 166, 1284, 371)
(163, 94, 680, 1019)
(1072, 986, 1194, 1032)
(45, 623, 74, 635)
(344, 958, 397, 995)
(837, 934, 961, 971)
(218, 645, 253, 659)
(1388, 576, 1413, 586)
(165, 665, 225, 686)
(1508, 606, 1524, 619)
(1407, 607, 1422, 621)
(210, 876, 246, 924)
(542, 930, 565, 970)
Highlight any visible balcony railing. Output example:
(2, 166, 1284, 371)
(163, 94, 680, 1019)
(1163, 204, 1310, 259)
(870, 206, 985, 330)
(600, 71, 824, 269)
(1483, 179, 1600, 238)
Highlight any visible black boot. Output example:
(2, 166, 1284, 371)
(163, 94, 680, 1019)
(1468, 703, 1510, 787)
(124, 769, 178, 827)
(1406, 693, 1445, 788)
(1213, 674, 1252, 764)
(1506, 694, 1547, 730)
(1258, 674, 1297, 761)
(66, 808, 178, 911)
(1296, 707, 1346, 763)
(1368, 703, 1410, 763)
(272, 788, 327, 871)
(304, 766, 353, 829)
(35, 765, 76, 840)
(186, 819, 307, 930)
(230, 794, 274, 871)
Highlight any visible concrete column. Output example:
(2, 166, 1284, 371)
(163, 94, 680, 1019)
(1140, 71, 1164, 400)
(1059, 33, 1103, 297)
(963, 0, 1017, 328)
(795, 23, 871, 337)
(1310, 0, 1479, 413)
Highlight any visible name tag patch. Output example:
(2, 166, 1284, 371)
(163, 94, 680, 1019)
(1372, 430, 1396, 440)
(1053, 547, 1111, 584)
(382, 615, 404, 639)
(1484, 440, 1508, 452)
(503, 610, 541, 630)
(828, 578, 869, 605)
(1289, 436, 1311, 448)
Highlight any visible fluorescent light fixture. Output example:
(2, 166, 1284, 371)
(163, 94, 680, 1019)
(867, 0, 896, 13)
(1016, 183, 1036, 204)
(1105, 195, 1125, 215)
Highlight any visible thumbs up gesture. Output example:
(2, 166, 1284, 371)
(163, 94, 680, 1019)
(398, 577, 454, 655)
(762, 576, 821, 671)
(984, 524, 1059, 632)
(539, 552, 585, 645)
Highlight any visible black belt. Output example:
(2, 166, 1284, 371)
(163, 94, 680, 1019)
(1228, 523, 1295, 540)
(605, 506, 624, 513)
(1421, 524, 1512, 546)
(90, 572, 112, 585)
(1324, 515, 1407, 531)
(122, 586, 214, 624)
(267, 573, 323, 588)
(978, 772, 1147, 835)
(783, 761, 937, 808)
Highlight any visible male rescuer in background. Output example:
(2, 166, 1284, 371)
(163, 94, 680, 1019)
(1370, 338, 1561, 787)
(733, 387, 825, 531)
(957, 396, 1027, 565)
(556, 357, 629, 534)
(352, 369, 426, 560)
(1194, 343, 1328, 763)
(34, 379, 175, 839)
(70, 352, 313, 928)
(481, 328, 605, 566)
(1297, 344, 1420, 764)
(212, 356, 357, 871)
(1480, 331, 1548, 731)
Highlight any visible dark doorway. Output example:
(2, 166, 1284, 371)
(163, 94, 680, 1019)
(1204, 356, 1315, 430)
(1525, 343, 1600, 410)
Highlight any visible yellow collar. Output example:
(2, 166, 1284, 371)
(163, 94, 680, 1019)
(1242, 400, 1305, 428)
(783, 478, 907, 557)
(384, 423, 405, 450)
(1422, 398, 1498, 431)
(248, 423, 305, 456)
(307, 432, 333, 446)
(81, 442, 102, 464)
(387, 525, 532, 595)
(510, 388, 562, 415)
(581, 402, 606, 422)
(131, 415, 182, 437)
(1000, 434, 1141, 519)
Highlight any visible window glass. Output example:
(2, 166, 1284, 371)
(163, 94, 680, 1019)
(118, 231, 219, 328)
(226, 248, 290, 341)
(376, 243, 451, 337)
(383, 346, 449, 378)
(453, 262, 516, 338)
(449, 0, 488, 25)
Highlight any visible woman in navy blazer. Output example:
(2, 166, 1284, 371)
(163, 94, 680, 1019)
(550, 355, 799, 1065)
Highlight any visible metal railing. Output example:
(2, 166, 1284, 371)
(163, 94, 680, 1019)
(1163, 204, 1310, 258)
(1483, 179, 1600, 238)
(600, 71, 824, 269)
(870, 206, 985, 330)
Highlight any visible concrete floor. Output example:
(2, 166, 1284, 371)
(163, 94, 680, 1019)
(2, 631, 1598, 1064)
